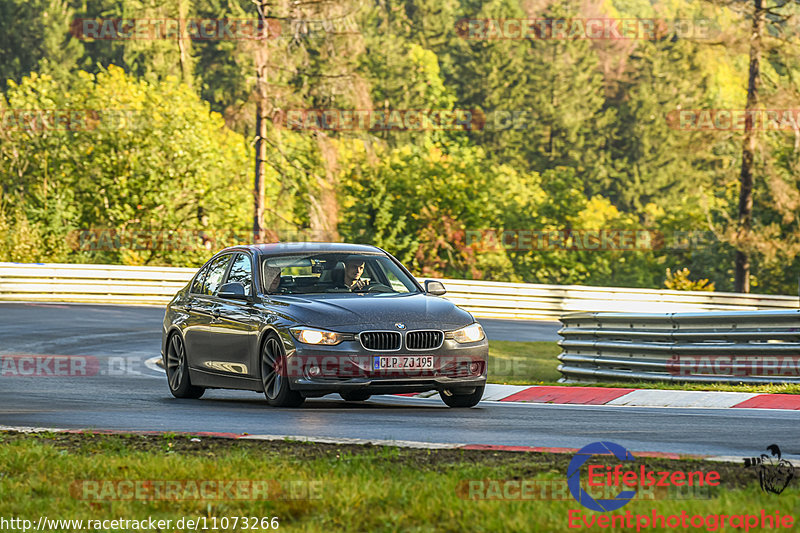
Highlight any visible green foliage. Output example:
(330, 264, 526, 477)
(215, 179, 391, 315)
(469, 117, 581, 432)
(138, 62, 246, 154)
(69, 0, 195, 84)
(3, 0, 800, 295)
(337, 137, 520, 280)
(0, 0, 83, 89)
(0, 203, 60, 262)
(605, 39, 717, 212)
(664, 267, 715, 291)
(0, 66, 252, 266)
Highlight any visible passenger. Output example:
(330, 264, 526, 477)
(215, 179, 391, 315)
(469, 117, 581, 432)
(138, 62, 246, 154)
(343, 258, 369, 291)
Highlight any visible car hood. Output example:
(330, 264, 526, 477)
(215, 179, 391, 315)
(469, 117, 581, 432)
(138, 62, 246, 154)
(263, 292, 473, 331)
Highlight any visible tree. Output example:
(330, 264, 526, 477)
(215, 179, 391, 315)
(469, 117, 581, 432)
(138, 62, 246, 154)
(337, 137, 522, 280)
(735, 0, 765, 292)
(605, 38, 716, 212)
(0, 66, 252, 266)
(0, 0, 83, 88)
(699, 0, 800, 293)
(71, 0, 195, 85)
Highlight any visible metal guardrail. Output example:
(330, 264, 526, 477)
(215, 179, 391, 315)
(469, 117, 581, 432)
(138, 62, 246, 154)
(557, 310, 800, 384)
(0, 263, 196, 306)
(435, 279, 799, 320)
(0, 262, 797, 319)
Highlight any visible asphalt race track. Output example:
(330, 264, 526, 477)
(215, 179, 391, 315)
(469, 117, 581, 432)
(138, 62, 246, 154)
(1, 302, 799, 459)
(479, 318, 562, 342)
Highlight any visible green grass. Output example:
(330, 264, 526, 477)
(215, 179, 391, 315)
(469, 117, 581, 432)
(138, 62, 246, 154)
(2, 431, 796, 533)
(487, 340, 800, 394)
(488, 340, 563, 384)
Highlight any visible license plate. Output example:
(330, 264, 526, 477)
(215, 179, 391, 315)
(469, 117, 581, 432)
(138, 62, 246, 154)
(373, 355, 434, 370)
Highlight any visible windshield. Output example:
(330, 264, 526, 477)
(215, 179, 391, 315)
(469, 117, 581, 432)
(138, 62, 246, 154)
(260, 253, 419, 295)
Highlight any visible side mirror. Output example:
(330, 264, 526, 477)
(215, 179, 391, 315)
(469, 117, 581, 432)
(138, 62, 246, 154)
(218, 282, 249, 300)
(425, 280, 447, 296)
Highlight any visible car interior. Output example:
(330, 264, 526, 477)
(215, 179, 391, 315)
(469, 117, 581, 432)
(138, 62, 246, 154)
(262, 255, 389, 294)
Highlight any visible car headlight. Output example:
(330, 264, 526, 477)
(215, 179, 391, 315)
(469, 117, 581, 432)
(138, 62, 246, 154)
(452, 323, 485, 343)
(290, 327, 343, 345)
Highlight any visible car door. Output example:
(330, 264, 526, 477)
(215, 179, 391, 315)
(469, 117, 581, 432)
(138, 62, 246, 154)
(180, 259, 214, 364)
(208, 252, 261, 379)
(183, 253, 232, 370)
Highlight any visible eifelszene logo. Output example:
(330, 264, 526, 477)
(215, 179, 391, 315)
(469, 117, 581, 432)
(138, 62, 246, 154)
(568, 441, 638, 511)
(568, 441, 721, 512)
(744, 444, 795, 495)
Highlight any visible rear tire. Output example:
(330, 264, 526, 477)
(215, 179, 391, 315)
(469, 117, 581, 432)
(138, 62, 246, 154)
(439, 385, 484, 408)
(340, 391, 371, 402)
(261, 333, 305, 407)
(165, 333, 205, 399)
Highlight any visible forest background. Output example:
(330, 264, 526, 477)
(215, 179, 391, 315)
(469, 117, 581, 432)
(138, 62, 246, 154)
(2, 0, 799, 295)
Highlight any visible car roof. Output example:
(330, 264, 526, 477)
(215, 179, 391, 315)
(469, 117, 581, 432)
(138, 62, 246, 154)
(219, 242, 386, 256)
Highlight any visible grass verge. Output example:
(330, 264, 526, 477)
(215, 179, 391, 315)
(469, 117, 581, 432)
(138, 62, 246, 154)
(1, 431, 796, 533)
(487, 340, 800, 394)
(488, 340, 563, 384)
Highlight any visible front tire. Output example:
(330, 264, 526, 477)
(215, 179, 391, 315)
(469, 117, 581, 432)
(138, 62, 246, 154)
(165, 333, 205, 399)
(261, 333, 305, 407)
(439, 385, 484, 408)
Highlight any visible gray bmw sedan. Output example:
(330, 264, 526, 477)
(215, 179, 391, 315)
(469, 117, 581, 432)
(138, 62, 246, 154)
(162, 243, 488, 407)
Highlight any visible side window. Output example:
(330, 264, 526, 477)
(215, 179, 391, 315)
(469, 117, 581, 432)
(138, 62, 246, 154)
(204, 255, 232, 296)
(226, 253, 253, 296)
(190, 263, 210, 294)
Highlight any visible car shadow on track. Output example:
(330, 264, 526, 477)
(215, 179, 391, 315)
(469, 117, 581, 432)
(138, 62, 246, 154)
(159, 395, 454, 410)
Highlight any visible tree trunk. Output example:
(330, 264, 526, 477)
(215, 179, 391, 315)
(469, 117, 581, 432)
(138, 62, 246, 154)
(254, 99, 267, 242)
(308, 134, 341, 242)
(177, 0, 192, 87)
(253, 2, 271, 243)
(735, 0, 764, 293)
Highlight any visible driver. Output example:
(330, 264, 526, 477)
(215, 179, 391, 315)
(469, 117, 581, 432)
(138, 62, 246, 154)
(343, 258, 369, 291)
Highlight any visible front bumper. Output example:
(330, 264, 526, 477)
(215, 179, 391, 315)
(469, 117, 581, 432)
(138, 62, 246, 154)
(284, 337, 488, 396)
